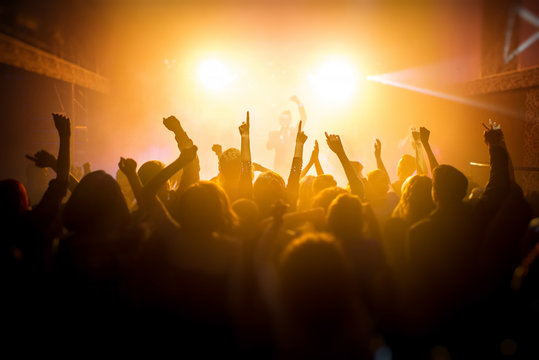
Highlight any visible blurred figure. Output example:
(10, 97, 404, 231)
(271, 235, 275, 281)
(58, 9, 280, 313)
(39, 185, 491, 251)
(365, 169, 399, 223)
(267, 96, 307, 177)
(253, 171, 287, 219)
(392, 175, 434, 225)
(277, 232, 371, 358)
(138, 160, 169, 204)
(392, 154, 416, 196)
(217, 147, 241, 201)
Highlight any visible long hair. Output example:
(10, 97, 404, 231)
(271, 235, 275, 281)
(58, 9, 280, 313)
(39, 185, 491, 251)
(174, 181, 238, 234)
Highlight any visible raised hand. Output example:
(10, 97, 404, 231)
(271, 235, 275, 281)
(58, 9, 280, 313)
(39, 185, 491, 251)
(411, 128, 420, 143)
(83, 162, 92, 175)
(308, 140, 319, 162)
(290, 95, 300, 104)
(26, 150, 58, 169)
(374, 138, 382, 158)
(118, 157, 137, 175)
(483, 120, 504, 147)
(419, 127, 430, 144)
(52, 113, 70, 136)
(239, 111, 250, 137)
(179, 145, 198, 164)
(164, 115, 193, 150)
(163, 115, 183, 133)
(325, 132, 345, 155)
(211, 144, 223, 157)
(296, 121, 307, 144)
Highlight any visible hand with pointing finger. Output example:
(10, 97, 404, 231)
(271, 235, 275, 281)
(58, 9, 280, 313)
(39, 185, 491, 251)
(325, 132, 345, 155)
(296, 121, 307, 144)
(239, 111, 250, 137)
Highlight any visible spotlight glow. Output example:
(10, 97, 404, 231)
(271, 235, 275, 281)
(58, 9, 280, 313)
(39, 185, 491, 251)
(310, 59, 358, 102)
(367, 74, 524, 118)
(197, 59, 237, 91)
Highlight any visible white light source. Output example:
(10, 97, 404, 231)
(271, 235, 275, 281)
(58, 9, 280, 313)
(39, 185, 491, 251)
(198, 59, 237, 91)
(310, 59, 358, 102)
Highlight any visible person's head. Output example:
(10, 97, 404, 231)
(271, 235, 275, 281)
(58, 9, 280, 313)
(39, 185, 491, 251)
(232, 198, 260, 227)
(174, 181, 237, 235)
(312, 174, 337, 197)
(367, 169, 389, 198)
(138, 160, 169, 202)
(278, 232, 355, 330)
(279, 110, 292, 127)
(327, 193, 364, 241)
(396, 154, 416, 180)
(64, 171, 130, 234)
(432, 165, 468, 207)
(392, 175, 434, 224)
(218, 148, 241, 183)
(312, 186, 348, 213)
(253, 171, 287, 218)
(297, 175, 315, 211)
(0, 179, 29, 221)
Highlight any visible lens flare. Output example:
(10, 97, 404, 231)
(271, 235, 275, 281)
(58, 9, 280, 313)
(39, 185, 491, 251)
(198, 59, 237, 91)
(309, 59, 358, 102)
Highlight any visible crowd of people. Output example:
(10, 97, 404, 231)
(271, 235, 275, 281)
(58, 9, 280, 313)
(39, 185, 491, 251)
(1, 108, 538, 358)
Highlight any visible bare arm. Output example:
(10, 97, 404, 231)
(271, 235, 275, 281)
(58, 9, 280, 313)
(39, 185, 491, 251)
(326, 132, 364, 200)
(211, 144, 223, 158)
(301, 140, 324, 178)
(419, 127, 439, 174)
(238, 111, 253, 199)
(479, 123, 511, 211)
(26, 150, 79, 192)
(253, 162, 271, 173)
(286, 121, 307, 210)
(163, 115, 200, 192)
(374, 138, 391, 184)
(142, 146, 198, 199)
(30, 114, 70, 226)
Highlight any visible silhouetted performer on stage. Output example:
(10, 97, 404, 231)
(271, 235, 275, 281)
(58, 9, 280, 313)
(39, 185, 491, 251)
(267, 96, 307, 177)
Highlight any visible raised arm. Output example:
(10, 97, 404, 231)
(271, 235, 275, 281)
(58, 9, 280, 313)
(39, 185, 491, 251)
(374, 138, 391, 184)
(326, 132, 364, 200)
(53, 114, 70, 183)
(253, 162, 271, 173)
(286, 121, 307, 210)
(30, 114, 70, 225)
(301, 140, 324, 178)
(83, 162, 92, 176)
(479, 122, 511, 212)
(412, 129, 428, 176)
(135, 146, 198, 232)
(419, 127, 439, 174)
(163, 115, 200, 192)
(142, 146, 198, 199)
(238, 111, 253, 199)
(26, 150, 79, 192)
(118, 157, 143, 205)
(211, 144, 223, 158)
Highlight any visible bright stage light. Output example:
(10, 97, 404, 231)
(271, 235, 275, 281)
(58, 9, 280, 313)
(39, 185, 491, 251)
(309, 59, 358, 102)
(197, 59, 237, 91)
